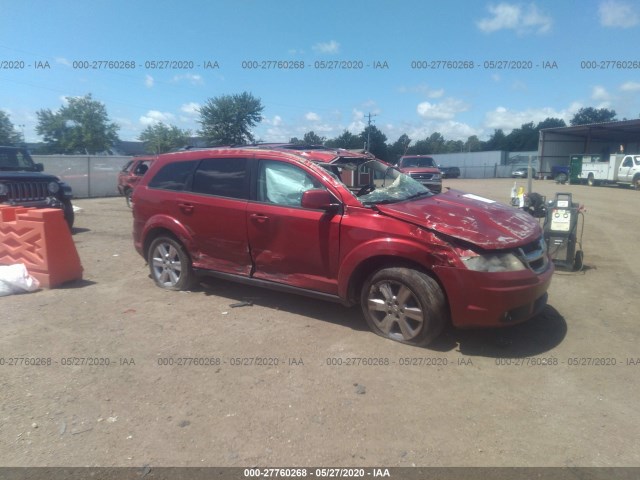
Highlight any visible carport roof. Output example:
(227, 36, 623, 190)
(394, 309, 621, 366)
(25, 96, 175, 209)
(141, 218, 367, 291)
(541, 119, 640, 142)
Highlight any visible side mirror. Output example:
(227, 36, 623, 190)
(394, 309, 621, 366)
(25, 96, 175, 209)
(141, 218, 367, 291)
(35, 163, 44, 172)
(301, 189, 340, 212)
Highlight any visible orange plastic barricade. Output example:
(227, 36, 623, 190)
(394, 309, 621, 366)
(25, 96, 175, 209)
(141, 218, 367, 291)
(0, 206, 83, 288)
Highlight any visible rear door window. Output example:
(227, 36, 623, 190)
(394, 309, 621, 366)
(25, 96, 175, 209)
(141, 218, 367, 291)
(192, 158, 249, 199)
(148, 160, 197, 191)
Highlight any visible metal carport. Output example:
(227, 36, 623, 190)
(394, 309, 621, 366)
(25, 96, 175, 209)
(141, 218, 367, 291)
(538, 119, 640, 175)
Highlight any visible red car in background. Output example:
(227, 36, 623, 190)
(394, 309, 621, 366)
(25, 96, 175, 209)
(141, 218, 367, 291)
(397, 155, 442, 193)
(117, 156, 155, 208)
(132, 146, 552, 346)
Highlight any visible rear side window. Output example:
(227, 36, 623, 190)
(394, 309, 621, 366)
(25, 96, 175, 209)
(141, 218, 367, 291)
(192, 158, 248, 199)
(148, 160, 197, 191)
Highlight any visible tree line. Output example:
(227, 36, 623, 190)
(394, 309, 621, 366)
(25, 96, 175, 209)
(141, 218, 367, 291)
(0, 92, 620, 163)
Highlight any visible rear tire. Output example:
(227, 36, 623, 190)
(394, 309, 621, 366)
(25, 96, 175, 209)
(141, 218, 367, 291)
(361, 267, 446, 346)
(556, 173, 568, 184)
(587, 173, 596, 186)
(147, 236, 197, 291)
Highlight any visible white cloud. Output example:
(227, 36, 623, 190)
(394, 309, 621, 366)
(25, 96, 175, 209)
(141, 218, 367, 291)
(591, 85, 611, 102)
(312, 40, 340, 54)
(620, 81, 640, 91)
(180, 102, 201, 115)
(483, 105, 577, 132)
(477, 3, 552, 34)
(417, 98, 469, 120)
(399, 84, 445, 98)
(55, 57, 72, 67)
(172, 74, 204, 85)
(145, 75, 154, 88)
(139, 110, 175, 126)
(599, 0, 639, 28)
(305, 112, 321, 122)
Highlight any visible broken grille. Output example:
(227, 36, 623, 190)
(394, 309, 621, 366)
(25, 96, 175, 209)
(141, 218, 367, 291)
(518, 237, 549, 274)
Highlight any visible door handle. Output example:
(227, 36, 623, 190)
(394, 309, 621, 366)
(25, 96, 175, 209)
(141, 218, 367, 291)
(178, 203, 194, 214)
(250, 213, 269, 223)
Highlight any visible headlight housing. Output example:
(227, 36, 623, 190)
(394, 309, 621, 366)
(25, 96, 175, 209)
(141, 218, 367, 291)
(47, 181, 60, 194)
(432, 174, 441, 180)
(461, 252, 527, 272)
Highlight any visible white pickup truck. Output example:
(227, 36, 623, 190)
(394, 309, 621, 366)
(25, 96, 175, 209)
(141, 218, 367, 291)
(577, 153, 640, 189)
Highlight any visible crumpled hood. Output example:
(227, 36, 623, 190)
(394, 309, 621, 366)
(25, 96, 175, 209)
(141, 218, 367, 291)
(376, 188, 541, 249)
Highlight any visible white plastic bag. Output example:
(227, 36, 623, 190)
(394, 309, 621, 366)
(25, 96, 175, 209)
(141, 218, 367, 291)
(0, 264, 40, 296)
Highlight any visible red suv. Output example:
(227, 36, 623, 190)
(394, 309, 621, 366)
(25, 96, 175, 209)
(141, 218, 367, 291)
(117, 156, 155, 207)
(397, 155, 442, 193)
(132, 146, 552, 346)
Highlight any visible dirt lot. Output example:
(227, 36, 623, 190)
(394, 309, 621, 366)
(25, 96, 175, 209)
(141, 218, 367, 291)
(1, 178, 639, 468)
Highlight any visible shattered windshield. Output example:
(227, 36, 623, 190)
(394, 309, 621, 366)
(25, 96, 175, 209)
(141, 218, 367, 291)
(350, 159, 432, 205)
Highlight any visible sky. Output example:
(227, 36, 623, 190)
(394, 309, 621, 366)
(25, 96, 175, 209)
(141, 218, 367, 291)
(1, 0, 640, 145)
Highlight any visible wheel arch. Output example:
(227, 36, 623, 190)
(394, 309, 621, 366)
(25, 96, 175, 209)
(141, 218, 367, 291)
(344, 255, 450, 318)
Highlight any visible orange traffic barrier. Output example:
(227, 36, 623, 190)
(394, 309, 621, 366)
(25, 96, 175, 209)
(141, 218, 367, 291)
(0, 206, 83, 288)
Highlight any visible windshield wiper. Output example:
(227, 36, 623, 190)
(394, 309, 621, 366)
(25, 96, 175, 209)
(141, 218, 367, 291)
(404, 191, 433, 201)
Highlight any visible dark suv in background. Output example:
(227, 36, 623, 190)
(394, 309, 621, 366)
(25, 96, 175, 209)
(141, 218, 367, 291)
(0, 146, 75, 228)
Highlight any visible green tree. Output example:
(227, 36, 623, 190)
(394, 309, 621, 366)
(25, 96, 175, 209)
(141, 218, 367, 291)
(388, 133, 411, 163)
(536, 117, 566, 130)
(35, 94, 119, 154)
(444, 139, 464, 153)
(464, 135, 482, 152)
(303, 131, 325, 145)
(570, 107, 617, 126)
(484, 129, 508, 151)
(504, 122, 538, 151)
(359, 125, 388, 161)
(198, 91, 264, 145)
(139, 122, 191, 154)
(0, 111, 21, 145)
(325, 130, 362, 149)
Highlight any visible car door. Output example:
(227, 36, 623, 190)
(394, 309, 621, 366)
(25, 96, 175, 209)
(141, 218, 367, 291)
(618, 156, 634, 182)
(247, 159, 342, 295)
(175, 157, 253, 275)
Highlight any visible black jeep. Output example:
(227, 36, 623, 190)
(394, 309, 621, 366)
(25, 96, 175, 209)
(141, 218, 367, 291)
(0, 146, 75, 228)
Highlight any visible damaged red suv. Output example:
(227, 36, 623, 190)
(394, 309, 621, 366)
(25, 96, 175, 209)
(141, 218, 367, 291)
(132, 146, 552, 346)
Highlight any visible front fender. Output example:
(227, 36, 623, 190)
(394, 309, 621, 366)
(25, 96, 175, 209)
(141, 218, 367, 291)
(337, 228, 456, 300)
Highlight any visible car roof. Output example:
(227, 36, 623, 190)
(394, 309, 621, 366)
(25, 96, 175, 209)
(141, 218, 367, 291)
(151, 144, 375, 165)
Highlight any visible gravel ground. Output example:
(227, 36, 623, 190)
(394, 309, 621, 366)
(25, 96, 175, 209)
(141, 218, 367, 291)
(1, 178, 639, 468)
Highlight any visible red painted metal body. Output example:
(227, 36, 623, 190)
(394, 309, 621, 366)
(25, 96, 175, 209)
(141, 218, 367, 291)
(133, 147, 552, 329)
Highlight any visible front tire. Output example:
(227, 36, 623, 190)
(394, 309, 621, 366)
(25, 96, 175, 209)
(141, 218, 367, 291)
(361, 267, 446, 346)
(147, 236, 197, 291)
(62, 199, 74, 229)
(556, 173, 568, 184)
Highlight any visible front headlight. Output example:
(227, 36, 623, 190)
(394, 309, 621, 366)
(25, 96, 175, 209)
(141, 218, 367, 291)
(461, 252, 527, 272)
(432, 174, 441, 180)
(47, 181, 60, 194)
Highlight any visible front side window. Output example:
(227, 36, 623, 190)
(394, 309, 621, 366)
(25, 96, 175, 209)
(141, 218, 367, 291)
(192, 158, 248, 199)
(148, 160, 197, 191)
(622, 157, 633, 167)
(257, 160, 323, 207)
